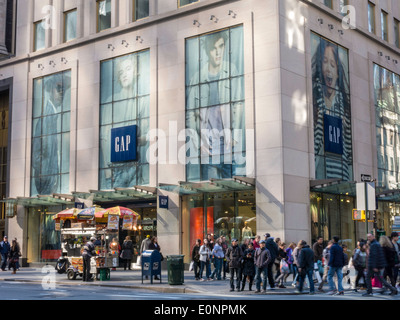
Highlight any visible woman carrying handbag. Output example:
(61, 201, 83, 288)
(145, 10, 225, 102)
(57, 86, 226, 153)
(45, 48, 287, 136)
(9, 239, 21, 274)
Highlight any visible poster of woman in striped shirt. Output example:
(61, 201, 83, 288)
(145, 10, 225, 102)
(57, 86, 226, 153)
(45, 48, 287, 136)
(311, 32, 353, 181)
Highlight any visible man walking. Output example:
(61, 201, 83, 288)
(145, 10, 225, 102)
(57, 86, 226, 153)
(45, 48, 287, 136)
(312, 236, 324, 285)
(0, 236, 10, 271)
(226, 239, 243, 292)
(318, 240, 333, 291)
(82, 236, 96, 282)
(264, 233, 278, 290)
(296, 240, 315, 295)
(327, 236, 345, 295)
(363, 233, 398, 297)
(313, 237, 324, 263)
(254, 240, 271, 293)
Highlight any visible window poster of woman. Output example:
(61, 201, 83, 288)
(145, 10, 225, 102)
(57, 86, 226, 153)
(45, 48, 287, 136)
(99, 50, 150, 189)
(311, 32, 353, 181)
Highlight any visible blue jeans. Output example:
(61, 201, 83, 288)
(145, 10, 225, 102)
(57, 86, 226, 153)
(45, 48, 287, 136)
(298, 268, 315, 293)
(255, 267, 268, 291)
(1, 254, 8, 270)
(328, 267, 344, 292)
(200, 260, 211, 279)
(210, 258, 223, 280)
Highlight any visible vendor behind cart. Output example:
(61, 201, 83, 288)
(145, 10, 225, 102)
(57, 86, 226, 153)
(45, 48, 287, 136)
(82, 236, 97, 282)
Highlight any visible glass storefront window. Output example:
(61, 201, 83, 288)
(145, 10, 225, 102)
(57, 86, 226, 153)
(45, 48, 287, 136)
(119, 206, 157, 262)
(377, 201, 400, 236)
(27, 206, 61, 263)
(310, 192, 356, 251)
(182, 191, 255, 263)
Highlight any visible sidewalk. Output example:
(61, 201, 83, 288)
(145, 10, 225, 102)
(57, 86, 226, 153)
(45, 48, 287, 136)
(0, 267, 309, 295)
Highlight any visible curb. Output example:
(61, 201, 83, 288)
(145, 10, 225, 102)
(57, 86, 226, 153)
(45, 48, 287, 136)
(0, 277, 305, 295)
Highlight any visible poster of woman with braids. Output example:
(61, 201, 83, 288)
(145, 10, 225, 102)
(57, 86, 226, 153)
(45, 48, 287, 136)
(311, 33, 353, 181)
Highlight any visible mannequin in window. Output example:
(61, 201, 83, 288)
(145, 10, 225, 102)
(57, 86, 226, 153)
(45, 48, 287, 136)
(242, 221, 253, 239)
(219, 222, 229, 238)
(230, 222, 240, 242)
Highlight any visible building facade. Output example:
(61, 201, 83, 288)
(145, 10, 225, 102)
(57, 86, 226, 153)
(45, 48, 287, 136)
(1, 0, 400, 265)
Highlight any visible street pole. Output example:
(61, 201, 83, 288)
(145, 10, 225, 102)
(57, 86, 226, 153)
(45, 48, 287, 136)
(365, 182, 368, 236)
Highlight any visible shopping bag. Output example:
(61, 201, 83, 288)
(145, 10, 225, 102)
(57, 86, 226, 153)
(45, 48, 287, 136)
(189, 261, 194, 272)
(280, 260, 289, 274)
(372, 276, 382, 288)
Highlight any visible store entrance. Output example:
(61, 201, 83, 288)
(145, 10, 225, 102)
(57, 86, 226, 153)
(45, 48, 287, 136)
(117, 205, 157, 264)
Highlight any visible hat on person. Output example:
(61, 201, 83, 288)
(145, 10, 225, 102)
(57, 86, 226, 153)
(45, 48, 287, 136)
(90, 237, 96, 242)
(260, 240, 266, 244)
(3, 236, 7, 239)
(264, 233, 270, 238)
(232, 238, 238, 242)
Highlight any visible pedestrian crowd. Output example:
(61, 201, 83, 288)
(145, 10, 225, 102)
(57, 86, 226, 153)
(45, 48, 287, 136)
(0, 236, 21, 274)
(190, 232, 400, 296)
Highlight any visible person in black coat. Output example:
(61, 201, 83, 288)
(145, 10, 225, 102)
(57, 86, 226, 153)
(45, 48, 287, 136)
(241, 242, 255, 291)
(226, 239, 243, 292)
(296, 240, 315, 294)
(148, 236, 162, 280)
(380, 236, 397, 287)
(363, 234, 398, 296)
(191, 239, 201, 280)
(264, 234, 278, 289)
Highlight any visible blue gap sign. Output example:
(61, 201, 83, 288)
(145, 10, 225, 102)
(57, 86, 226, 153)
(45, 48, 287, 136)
(323, 114, 343, 155)
(111, 125, 137, 162)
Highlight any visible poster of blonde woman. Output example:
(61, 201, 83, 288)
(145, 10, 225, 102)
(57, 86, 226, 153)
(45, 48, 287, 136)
(99, 51, 150, 189)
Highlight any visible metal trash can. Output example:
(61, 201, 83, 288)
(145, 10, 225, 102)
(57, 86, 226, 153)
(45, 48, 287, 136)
(167, 255, 185, 285)
(99, 268, 110, 281)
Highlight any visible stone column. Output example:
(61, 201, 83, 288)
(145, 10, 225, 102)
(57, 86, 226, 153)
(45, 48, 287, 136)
(0, 0, 9, 55)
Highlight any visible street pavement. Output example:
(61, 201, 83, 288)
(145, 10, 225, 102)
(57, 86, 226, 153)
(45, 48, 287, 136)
(0, 266, 399, 299)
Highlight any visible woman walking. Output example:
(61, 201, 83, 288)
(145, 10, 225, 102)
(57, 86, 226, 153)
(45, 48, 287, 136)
(275, 242, 289, 288)
(292, 240, 303, 288)
(199, 238, 212, 281)
(241, 241, 255, 291)
(8, 239, 21, 274)
(285, 242, 296, 284)
(121, 236, 134, 270)
(380, 235, 397, 287)
(352, 241, 367, 291)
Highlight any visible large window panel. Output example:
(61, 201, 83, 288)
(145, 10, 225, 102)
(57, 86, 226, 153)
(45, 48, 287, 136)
(374, 64, 400, 190)
(185, 26, 246, 181)
(99, 50, 150, 189)
(31, 71, 71, 196)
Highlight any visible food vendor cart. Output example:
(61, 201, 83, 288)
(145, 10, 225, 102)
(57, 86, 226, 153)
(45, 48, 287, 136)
(54, 206, 140, 281)
(54, 207, 114, 280)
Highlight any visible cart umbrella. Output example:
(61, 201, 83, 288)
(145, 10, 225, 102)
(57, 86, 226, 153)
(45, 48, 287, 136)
(76, 207, 96, 220)
(104, 206, 139, 218)
(53, 208, 79, 220)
